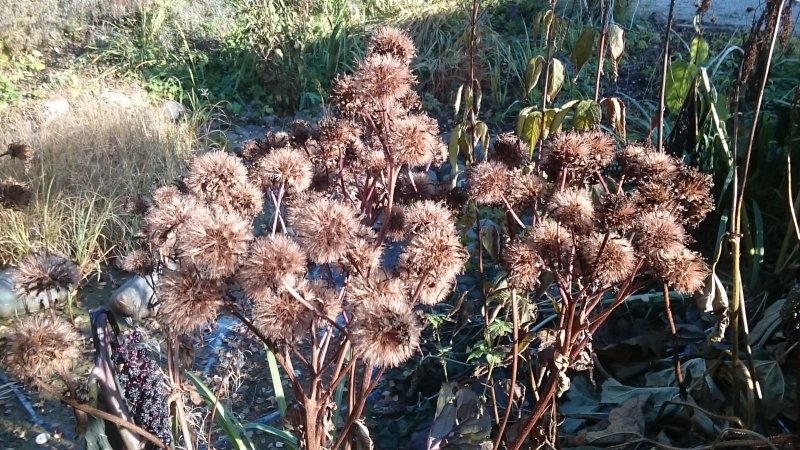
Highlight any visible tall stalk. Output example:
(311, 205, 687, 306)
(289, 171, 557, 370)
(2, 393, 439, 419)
(729, 0, 786, 425)
(657, 0, 676, 151)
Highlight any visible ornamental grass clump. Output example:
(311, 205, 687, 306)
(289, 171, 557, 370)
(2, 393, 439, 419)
(116, 26, 467, 450)
(465, 130, 714, 449)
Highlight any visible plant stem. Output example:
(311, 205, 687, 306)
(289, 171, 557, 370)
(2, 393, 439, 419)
(493, 289, 520, 449)
(657, 0, 676, 152)
(594, 0, 610, 102)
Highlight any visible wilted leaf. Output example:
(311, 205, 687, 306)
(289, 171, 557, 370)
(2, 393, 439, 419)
(571, 28, 597, 80)
(572, 100, 602, 130)
(607, 24, 625, 80)
(353, 420, 375, 450)
(546, 59, 566, 102)
(600, 97, 626, 141)
(753, 360, 785, 420)
(748, 299, 786, 349)
(583, 395, 648, 445)
(694, 272, 729, 343)
(524, 56, 545, 95)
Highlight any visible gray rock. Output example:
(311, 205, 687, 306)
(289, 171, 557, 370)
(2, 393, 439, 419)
(0, 268, 68, 318)
(40, 99, 70, 122)
(100, 91, 132, 109)
(160, 100, 187, 122)
(109, 274, 158, 320)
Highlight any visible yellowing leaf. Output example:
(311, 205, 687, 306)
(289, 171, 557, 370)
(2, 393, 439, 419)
(546, 58, 565, 102)
(524, 56, 545, 95)
(572, 100, 602, 130)
(607, 24, 625, 81)
(571, 27, 597, 80)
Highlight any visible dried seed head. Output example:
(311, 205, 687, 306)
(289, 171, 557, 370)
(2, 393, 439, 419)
(674, 165, 714, 227)
(402, 200, 454, 236)
(254, 147, 313, 194)
(330, 74, 363, 119)
(650, 249, 708, 294)
(506, 169, 547, 208)
(151, 185, 182, 205)
(289, 197, 360, 264)
(579, 234, 637, 286)
(119, 250, 157, 276)
(618, 145, 678, 182)
(366, 26, 417, 63)
(142, 192, 202, 252)
(468, 161, 509, 205)
(396, 171, 435, 203)
(398, 227, 467, 295)
(343, 237, 383, 277)
(584, 130, 616, 170)
(540, 132, 592, 177)
(354, 54, 414, 106)
(351, 295, 421, 368)
(184, 151, 249, 207)
(237, 234, 307, 298)
(288, 120, 315, 144)
(157, 270, 225, 334)
(491, 132, 528, 168)
(6, 142, 35, 171)
(316, 117, 359, 168)
(348, 271, 407, 307)
(176, 207, 253, 280)
(14, 252, 80, 298)
(547, 188, 596, 234)
(503, 239, 542, 291)
(123, 195, 151, 215)
(383, 206, 407, 242)
(389, 114, 439, 167)
(0, 178, 33, 210)
(633, 210, 686, 256)
(5, 315, 81, 381)
(227, 181, 264, 220)
(530, 220, 573, 269)
(251, 283, 315, 343)
(597, 193, 637, 233)
(415, 274, 456, 306)
(632, 180, 679, 212)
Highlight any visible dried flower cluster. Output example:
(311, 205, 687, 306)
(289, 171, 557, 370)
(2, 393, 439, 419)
(4, 315, 82, 381)
(466, 131, 713, 295)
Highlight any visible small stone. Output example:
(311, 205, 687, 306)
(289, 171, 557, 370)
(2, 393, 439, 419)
(100, 91, 132, 109)
(108, 274, 158, 319)
(34, 433, 49, 444)
(160, 100, 187, 122)
(40, 99, 70, 122)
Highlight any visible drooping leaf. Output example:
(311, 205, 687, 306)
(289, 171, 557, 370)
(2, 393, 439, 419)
(524, 56, 545, 95)
(572, 99, 602, 130)
(607, 24, 625, 80)
(571, 27, 597, 80)
(546, 59, 566, 102)
(600, 97, 627, 141)
(549, 99, 579, 134)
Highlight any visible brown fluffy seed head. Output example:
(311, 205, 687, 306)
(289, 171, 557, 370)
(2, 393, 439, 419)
(142, 192, 201, 253)
(468, 161, 509, 205)
(237, 234, 307, 298)
(402, 200, 455, 236)
(176, 207, 253, 280)
(251, 284, 315, 343)
(330, 74, 363, 119)
(123, 195, 151, 215)
(540, 132, 592, 177)
(389, 114, 439, 167)
(6, 142, 35, 170)
(383, 206, 407, 242)
(14, 252, 80, 298)
(184, 151, 249, 207)
(351, 296, 421, 368)
(503, 239, 543, 291)
(344, 237, 383, 277)
(0, 178, 33, 210)
(506, 169, 547, 208)
(674, 165, 714, 228)
(151, 185, 182, 206)
(227, 181, 265, 220)
(156, 270, 225, 334)
(632, 180, 679, 212)
(255, 147, 313, 194)
(491, 132, 528, 168)
(396, 172, 435, 204)
(597, 193, 637, 233)
(354, 54, 414, 106)
(633, 210, 686, 256)
(651, 249, 708, 295)
(547, 188, 596, 234)
(5, 315, 82, 381)
(288, 120, 315, 144)
(579, 234, 637, 286)
(366, 26, 417, 63)
(347, 271, 407, 307)
(531, 220, 574, 269)
(119, 249, 157, 276)
(289, 197, 360, 264)
(618, 145, 678, 182)
(584, 130, 616, 170)
(398, 227, 467, 294)
(415, 274, 457, 306)
(316, 117, 359, 168)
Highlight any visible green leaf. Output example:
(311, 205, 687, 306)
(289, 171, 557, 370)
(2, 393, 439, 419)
(665, 60, 698, 113)
(690, 36, 709, 65)
(549, 99, 579, 134)
(185, 371, 255, 450)
(243, 423, 299, 447)
(524, 56, 544, 95)
(546, 58, 566, 102)
(572, 100, 602, 130)
(453, 84, 464, 118)
(520, 110, 543, 148)
(571, 28, 597, 79)
(265, 347, 287, 417)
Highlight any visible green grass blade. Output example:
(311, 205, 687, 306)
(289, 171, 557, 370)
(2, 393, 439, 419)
(184, 371, 254, 450)
(242, 423, 298, 447)
(265, 346, 287, 418)
(750, 200, 764, 288)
